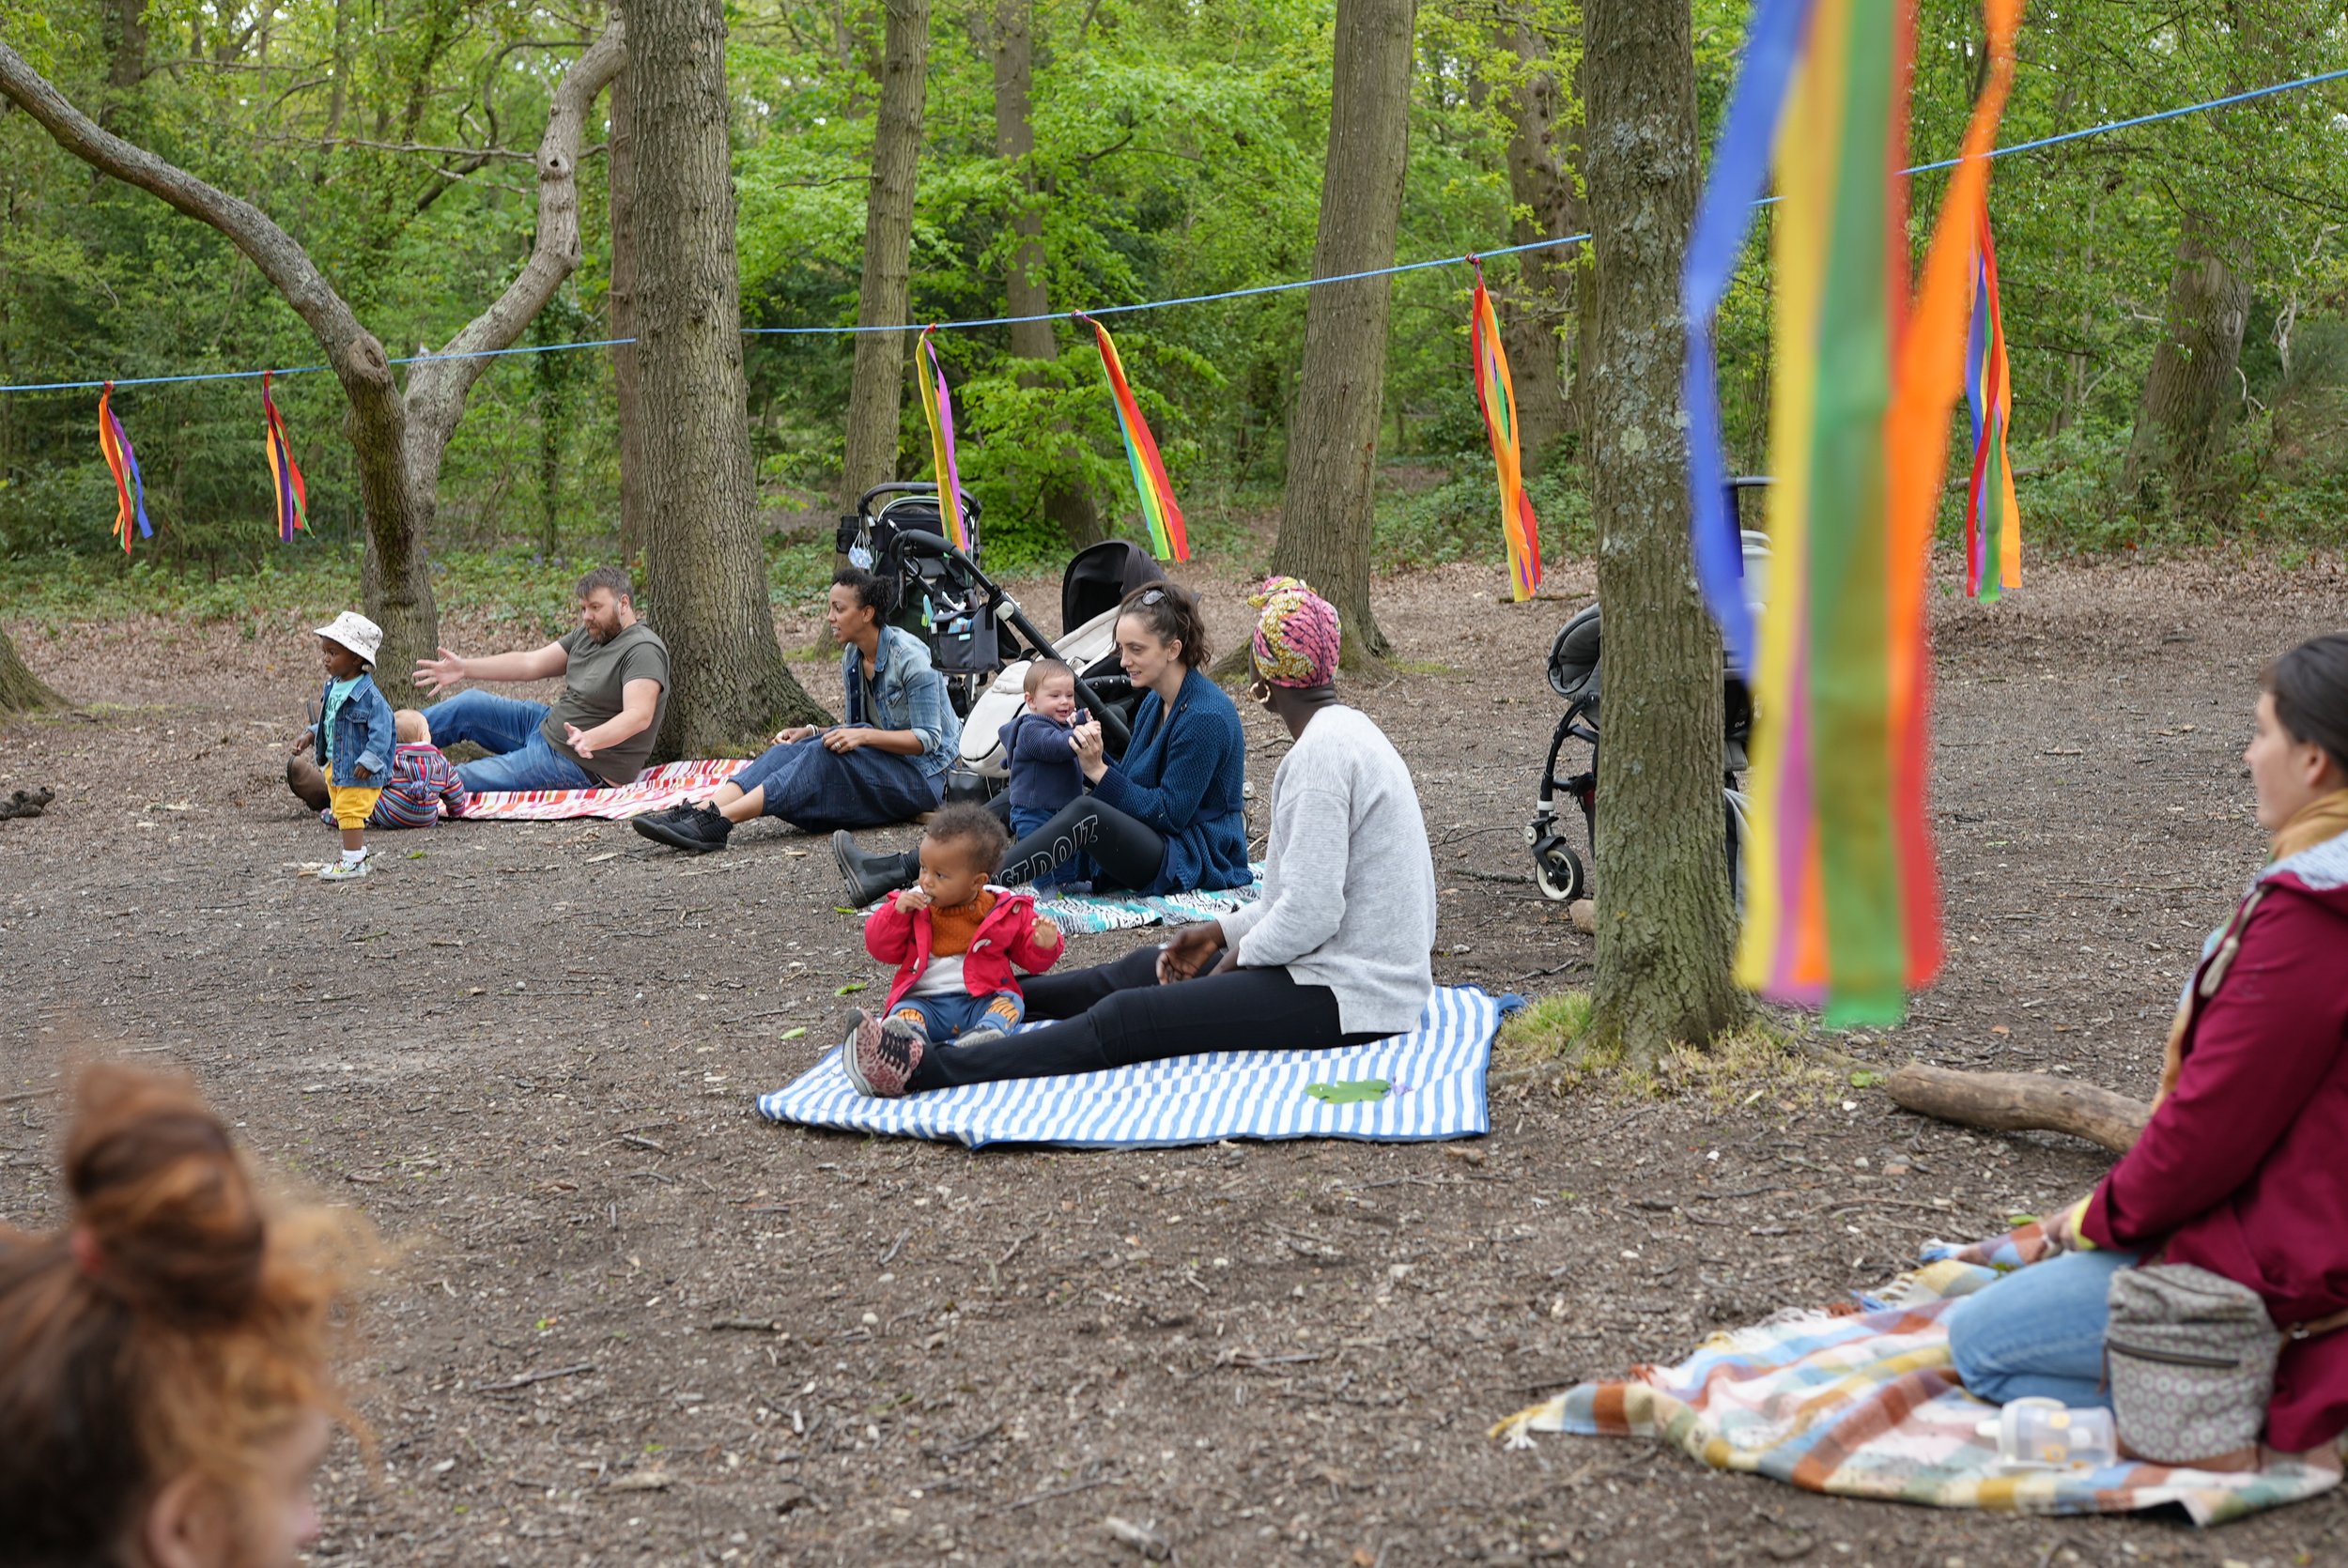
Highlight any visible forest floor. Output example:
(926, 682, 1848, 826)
(4, 548, 2346, 1568)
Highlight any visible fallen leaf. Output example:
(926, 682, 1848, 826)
(778, 1026, 808, 1041)
(834, 982, 867, 996)
(605, 1468, 672, 1493)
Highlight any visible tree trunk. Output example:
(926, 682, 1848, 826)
(994, 0, 1100, 547)
(0, 32, 625, 685)
(624, 0, 828, 754)
(2121, 214, 2248, 507)
(1562, 41, 1598, 442)
(608, 16, 650, 561)
(1581, 0, 1740, 1064)
(1498, 21, 1580, 476)
(102, 0, 148, 111)
(1266, 0, 1417, 667)
(0, 622, 60, 713)
(836, 0, 932, 514)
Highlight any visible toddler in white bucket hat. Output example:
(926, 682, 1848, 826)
(300, 610, 397, 880)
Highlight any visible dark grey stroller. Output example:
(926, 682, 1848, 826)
(1525, 479, 1771, 901)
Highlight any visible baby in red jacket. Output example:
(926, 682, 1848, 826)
(844, 804, 1063, 1070)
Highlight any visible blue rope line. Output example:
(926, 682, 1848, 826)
(4, 65, 2341, 395)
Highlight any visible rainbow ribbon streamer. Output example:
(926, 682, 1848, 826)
(261, 369, 308, 543)
(1964, 199, 2023, 600)
(915, 326, 972, 555)
(1468, 261, 1541, 601)
(1684, 0, 2021, 1025)
(97, 382, 151, 557)
(1076, 314, 1188, 562)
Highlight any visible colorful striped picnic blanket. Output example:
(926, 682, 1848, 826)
(1494, 1227, 2343, 1525)
(458, 759, 749, 822)
(893, 866, 1263, 936)
(755, 985, 1517, 1150)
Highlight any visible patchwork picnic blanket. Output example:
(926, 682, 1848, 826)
(755, 985, 1518, 1150)
(459, 759, 749, 822)
(957, 866, 1264, 936)
(1493, 1226, 2343, 1526)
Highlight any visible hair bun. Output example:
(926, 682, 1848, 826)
(65, 1067, 265, 1322)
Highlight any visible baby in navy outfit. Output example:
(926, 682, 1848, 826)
(996, 659, 1087, 892)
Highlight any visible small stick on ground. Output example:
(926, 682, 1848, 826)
(471, 1362, 595, 1393)
(1104, 1515, 1172, 1560)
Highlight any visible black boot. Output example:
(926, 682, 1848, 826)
(633, 802, 734, 853)
(833, 830, 919, 906)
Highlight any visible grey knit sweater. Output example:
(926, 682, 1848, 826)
(1217, 704, 1436, 1036)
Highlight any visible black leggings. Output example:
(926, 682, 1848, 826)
(904, 945, 1383, 1091)
(996, 796, 1166, 891)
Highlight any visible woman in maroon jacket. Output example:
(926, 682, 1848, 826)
(1947, 633, 2348, 1458)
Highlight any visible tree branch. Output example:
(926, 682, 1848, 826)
(0, 38, 394, 401)
(405, 24, 626, 447)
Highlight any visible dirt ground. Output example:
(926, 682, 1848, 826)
(4, 548, 2346, 1568)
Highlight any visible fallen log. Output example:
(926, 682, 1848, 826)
(1883, 1064, 2149, 1156)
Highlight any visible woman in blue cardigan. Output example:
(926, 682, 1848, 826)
(833, 583, 1250, 904)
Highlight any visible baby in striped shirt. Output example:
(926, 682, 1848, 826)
(297, 709, 471, 828)
(373, 710, 471, 827)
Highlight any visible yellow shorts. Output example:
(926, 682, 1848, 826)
(327, 782, 383, 832)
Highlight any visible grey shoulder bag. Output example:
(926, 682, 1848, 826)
(2106, 1264, 2348, 1465)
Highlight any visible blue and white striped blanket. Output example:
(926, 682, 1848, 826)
(754, 985, 1519, 1150)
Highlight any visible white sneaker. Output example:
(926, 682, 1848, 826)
(317, 853, 370, 882)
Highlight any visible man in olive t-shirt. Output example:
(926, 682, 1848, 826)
(412, 566, 672, 792)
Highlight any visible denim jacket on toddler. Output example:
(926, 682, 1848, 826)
(307, 672, 397, 788)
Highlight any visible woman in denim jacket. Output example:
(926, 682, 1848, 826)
(634, 569, 962, 853)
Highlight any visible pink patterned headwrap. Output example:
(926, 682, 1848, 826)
(1248, 576, 1342, 687)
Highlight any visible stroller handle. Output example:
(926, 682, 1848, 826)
(855, 480, 981, 518)
(887, 529, 1134, 754)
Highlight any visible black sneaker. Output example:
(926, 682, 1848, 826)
(833, 830, 918, 906)
(632, 802, 733, 853)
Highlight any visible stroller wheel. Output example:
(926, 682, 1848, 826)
(1531, 838, 1584, 902)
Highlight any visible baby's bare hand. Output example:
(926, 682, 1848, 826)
(893, 886, 933, 912)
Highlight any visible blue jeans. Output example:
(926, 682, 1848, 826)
(1946, 1248, 2140, 1408)
(888, 989, 1025, 1042)
(421, 691, 598, 793)
(732, 733, 941, 832)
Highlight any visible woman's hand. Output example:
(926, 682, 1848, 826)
(823, 728, 866, 754)
(1071, 719, 1107, 782)
(288, 732, 312, 756)
(1156, 921, 1227, 984)
(564, 722, 595, 760)
(2044, 1194, 2091, 1253)
(774, 725, 820, 746)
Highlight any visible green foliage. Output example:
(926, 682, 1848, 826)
(1375, 462, 1593, 572)
(3, 0, 2346, 600)
(0, 536, 841, 632)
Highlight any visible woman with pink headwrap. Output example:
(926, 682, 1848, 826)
(842, 576, 1439, 1099)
